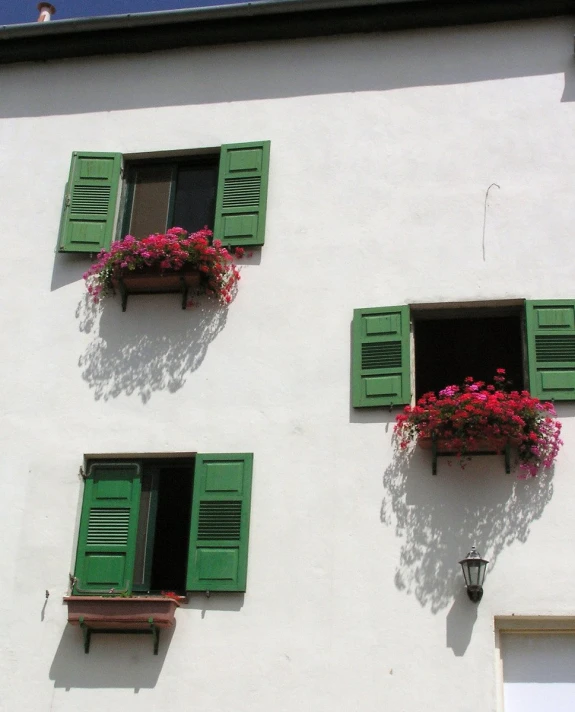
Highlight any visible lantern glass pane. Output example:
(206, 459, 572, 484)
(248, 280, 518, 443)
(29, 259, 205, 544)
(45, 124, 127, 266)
(468, 562, 481, 586)
(478, 562, 487, 586)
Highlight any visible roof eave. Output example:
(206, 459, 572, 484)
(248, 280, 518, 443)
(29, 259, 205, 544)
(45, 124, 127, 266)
(1, 0, 574, 65)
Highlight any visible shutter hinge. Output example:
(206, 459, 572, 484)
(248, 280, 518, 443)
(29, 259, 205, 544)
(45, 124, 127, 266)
(65, 194, 70, 207)
(79, 466, 87, 480)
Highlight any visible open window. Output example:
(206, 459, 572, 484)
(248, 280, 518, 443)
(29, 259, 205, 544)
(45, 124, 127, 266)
(412, 304, 524, 399)
(122, 155, 219, 240)
(352, 300, 575, 406)
(58, 142, 271, 253)
(72, 453, 253, 595)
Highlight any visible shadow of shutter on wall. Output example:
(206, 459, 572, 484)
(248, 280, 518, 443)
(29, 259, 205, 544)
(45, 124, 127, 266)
(73, 463, 141, 595)
(526, 300, 575, 400)
(186, 454, 253, 592)
(213, 142, 270, 248)
(352, 306, 411, 407)
(58, 152, 122, 253)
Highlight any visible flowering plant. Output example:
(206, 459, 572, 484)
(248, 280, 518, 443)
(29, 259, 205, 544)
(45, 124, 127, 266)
(83, 228, 243, 305)
(394, 369, 562, 477)
(160, 591, 183, 601)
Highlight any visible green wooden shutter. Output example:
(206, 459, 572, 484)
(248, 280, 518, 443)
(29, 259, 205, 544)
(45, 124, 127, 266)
(58, 151, 122, 253)
(352, 306, 411, 407)
(186, 453, 253, 592)
(526, 300, 575, 400)
(73, 463, 141, 595)
(213, 141, 270, 247)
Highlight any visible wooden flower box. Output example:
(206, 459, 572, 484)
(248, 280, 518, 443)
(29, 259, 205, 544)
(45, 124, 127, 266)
(111, 265, 202, 311)
(64, 596, 180, 654)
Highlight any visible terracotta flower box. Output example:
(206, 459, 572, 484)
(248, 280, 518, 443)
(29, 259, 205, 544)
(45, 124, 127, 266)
(64, 596, 181, 654)
(111, 265, 202, 311)
(65, 595, 180, 630)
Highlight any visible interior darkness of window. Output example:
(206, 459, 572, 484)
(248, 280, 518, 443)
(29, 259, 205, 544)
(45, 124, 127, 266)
(172, 163, 219, 234)
(150, 466, 194, 592)
(126, 157, 218, 238)
(414, 314, 524, 399)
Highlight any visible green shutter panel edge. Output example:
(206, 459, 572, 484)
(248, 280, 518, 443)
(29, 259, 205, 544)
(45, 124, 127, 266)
(73, 462, 141, 595)
(213, 141, 270, 248)
(352, 305, 411, 407)
(186, 453, 253, 592)
(58, 151, 122, 253)
(526, 300, 575, 401)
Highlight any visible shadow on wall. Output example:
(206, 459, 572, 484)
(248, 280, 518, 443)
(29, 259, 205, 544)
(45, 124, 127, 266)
(445, 586, 478, 656)
(76, 294, 228, 402)
(51, 252, 91, 292)
(184, 591, 244, 619)
(49, 623, 172, 689)
(49, 596, 244, 688)
(380, 445, 554, 615)
(1, 18, 575, 119)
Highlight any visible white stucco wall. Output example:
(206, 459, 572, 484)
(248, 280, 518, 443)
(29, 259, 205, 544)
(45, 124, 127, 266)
(1, 16, 575, 712)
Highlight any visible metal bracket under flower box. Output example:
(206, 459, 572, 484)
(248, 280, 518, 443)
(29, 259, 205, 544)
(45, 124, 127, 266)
(111, 267, 202, 312)
(419, 436, 511, 476)
(79, 616, 160, 655)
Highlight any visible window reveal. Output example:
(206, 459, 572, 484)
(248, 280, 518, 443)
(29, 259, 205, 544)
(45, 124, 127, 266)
(413, 311, 524, 399)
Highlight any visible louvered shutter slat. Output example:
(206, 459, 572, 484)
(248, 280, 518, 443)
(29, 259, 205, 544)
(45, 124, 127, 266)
(526, 300, 575, 400)
(58, 151, 122, 253)
(352, 306, 411, 407)
(73, 463, 141, 595)
(213, 142, 270, 247)
(186, 454, 253, 592)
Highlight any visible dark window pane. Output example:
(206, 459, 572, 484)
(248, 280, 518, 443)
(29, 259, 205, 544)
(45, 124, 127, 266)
(414, 315, 524, 399)
(172, 162, 218, 233)
(129, 164, 172, 237)
(150, 466, 193, 593)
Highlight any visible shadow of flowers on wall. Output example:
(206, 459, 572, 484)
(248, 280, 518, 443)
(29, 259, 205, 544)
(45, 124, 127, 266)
(381, 446, 554, 613)
(76, 295, 228, 402)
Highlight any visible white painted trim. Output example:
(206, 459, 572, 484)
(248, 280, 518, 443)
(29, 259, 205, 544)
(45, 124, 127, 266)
(494, 617, 575, 712)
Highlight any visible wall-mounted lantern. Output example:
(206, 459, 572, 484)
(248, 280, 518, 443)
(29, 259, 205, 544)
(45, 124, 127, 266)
(459, 546, 489, 603)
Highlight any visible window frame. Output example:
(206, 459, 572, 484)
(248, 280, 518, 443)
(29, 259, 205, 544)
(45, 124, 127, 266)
(118, 152, 221, 241)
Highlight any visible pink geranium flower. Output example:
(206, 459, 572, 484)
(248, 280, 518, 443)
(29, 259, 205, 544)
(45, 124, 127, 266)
(394, 370, 562, 477)
(83, 228, 241, 307)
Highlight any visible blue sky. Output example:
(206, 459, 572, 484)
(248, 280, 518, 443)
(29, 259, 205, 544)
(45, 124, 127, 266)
(0, 0, 257, 26)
